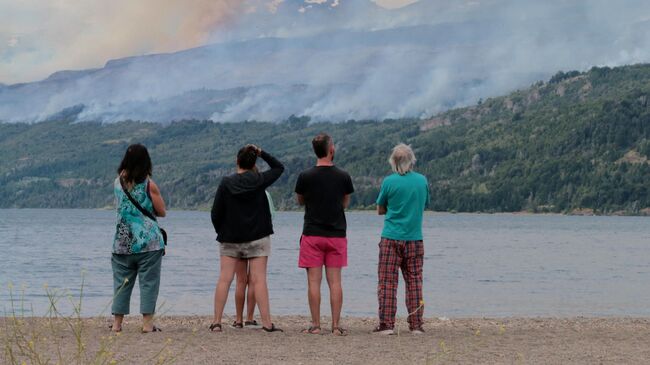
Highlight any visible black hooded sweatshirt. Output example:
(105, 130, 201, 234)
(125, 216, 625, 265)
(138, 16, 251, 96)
(211, 151, 284, 243)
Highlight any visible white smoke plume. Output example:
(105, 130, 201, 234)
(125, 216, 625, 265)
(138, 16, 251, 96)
(1, 0, 650, 123)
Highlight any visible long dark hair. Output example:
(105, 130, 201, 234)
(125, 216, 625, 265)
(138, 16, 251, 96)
(117, 144, 152, 184)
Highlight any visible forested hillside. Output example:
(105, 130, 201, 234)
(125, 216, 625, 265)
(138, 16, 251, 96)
(2, 64, 650, 214)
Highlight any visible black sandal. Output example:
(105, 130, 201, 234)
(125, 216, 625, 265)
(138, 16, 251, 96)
(262, 323, 283, 332)
(109, 324, 122, 333)
(301, 326, 321, 334)
(244, 320, 262, 329)
(332, 327, 348, 336)
(230, 321, 243, 329)
(209, 323, 222, 332)
(142, 325, 161, 333)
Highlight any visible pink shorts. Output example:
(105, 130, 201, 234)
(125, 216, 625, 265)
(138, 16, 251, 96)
(299, 235, 348, 268)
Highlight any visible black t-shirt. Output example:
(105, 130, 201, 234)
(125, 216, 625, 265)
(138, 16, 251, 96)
(295, 166, 354, 237)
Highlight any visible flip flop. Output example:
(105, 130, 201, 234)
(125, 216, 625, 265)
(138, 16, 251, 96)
(332, 327, 348, 336)
(301, 326, 322, 334)
(262, 324, 283, 333)
(109, 324, 122, 333)
(244, 320, 262, 329)
(142, 325, 162, 333)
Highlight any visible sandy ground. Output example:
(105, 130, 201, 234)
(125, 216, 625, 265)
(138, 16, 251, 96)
(3, 316, 650, 364)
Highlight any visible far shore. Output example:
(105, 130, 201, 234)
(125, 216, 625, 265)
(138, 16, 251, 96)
(5, 206, 650, 217)
(3, 315, 650, 364)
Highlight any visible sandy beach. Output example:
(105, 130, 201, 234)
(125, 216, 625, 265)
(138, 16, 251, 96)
(3, 315, 650, 364)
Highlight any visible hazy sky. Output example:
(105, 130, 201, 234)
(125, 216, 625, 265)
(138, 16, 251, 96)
(372, 0, 418, 9)
(0, 0, 418, 84)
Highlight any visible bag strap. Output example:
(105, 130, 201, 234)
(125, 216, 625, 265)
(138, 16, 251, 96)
(120, 177, 157, 222)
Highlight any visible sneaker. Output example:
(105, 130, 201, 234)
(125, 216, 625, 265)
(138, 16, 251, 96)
(410, 327, 425, 335)
(372, 324, 394, 335)
(244, 320, 262, 329)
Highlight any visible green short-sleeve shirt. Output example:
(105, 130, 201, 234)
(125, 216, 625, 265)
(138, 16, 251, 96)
(376, 172, 429, 241)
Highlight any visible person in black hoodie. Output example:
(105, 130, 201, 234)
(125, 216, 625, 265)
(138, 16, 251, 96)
(209, 144, 284, 333)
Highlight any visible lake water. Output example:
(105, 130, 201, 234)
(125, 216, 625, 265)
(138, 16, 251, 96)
(1, 209, 650, 318)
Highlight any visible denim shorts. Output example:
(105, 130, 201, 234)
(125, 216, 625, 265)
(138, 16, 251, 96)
(220, 236, 271, 259)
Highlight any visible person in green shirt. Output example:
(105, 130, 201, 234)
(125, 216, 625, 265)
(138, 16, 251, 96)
(373, 143, 429, 335)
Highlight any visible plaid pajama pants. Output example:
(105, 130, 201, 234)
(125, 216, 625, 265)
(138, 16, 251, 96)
(377, 237, 424, 330)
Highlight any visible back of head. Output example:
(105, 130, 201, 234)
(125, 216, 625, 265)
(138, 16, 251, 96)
(237, 145, 258, 170)
(118, 143, 152, 184)
(312, 133, 332, 158)
(389, 143, 416, 175)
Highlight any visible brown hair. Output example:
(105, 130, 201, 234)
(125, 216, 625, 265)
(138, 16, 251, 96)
(237, 145, 258, 170)
(312, 133, 331, 158)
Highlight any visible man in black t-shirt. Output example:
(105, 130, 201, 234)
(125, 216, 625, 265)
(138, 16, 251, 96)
(295, 133, 354, 336)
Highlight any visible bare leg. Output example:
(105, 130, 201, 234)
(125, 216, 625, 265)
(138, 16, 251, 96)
(245, 269, 256, 322)
(306, 267, 323, 328)
(142, 313, 155, 332)
(248, 257, 272, 328)
(212, 256, 239, 325)
(111, 314, 124, 332)
(325, 267, 343, 330)
(234, 259, 248, 324)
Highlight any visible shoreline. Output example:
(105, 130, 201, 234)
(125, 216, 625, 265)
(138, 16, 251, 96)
(4, 207, 650, 217)
(3, 315, 650, 364)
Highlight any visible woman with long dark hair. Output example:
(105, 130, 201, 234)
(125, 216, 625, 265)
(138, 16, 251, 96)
(111, 143, 166, 333)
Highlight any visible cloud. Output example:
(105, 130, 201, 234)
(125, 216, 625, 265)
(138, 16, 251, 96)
(0, 0, 246, 84)
(266, 0, 285, 13)
(0, 0, 413, 84)
(371, 0, 418, 10)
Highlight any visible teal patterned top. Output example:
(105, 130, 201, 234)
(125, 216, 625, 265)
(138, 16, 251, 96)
(113, 177, 164, 254)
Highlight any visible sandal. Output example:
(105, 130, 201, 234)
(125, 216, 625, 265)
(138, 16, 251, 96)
(230, 321, 243, 329)
(332, 327, 348, 336)
(209, 323, 222, 332)
(301, 326, 322, 334)
(262, 323, 283, 333)
(142, 325, 161, 333)
(244, 320, 262, 329)
(109, 324, 122, 333)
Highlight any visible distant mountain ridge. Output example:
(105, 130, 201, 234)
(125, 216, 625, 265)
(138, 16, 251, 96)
(2, 63, 650, 214)
(0, 23, 513, 123)
(2, 0, 649, 123)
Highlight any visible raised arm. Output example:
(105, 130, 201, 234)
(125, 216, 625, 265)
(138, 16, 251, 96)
(259, 150, 285, 188)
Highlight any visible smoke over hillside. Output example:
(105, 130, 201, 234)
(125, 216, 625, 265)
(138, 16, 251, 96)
(1, 0, 650, 123)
